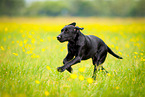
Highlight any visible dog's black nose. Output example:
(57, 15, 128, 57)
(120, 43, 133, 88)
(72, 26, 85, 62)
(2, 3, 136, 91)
(57, 36, 61, 40)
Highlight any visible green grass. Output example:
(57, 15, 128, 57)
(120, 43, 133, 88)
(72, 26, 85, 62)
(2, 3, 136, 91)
(0, 18, 145, 97)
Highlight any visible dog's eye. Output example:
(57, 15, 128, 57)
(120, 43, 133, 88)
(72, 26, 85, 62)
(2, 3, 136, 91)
(65, 29, 69, 32)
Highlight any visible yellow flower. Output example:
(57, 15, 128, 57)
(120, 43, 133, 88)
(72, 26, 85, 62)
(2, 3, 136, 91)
(1, 46, 5, 51)
(79, 75, 84, 81)
(31, 40, 35, 44)
(3, 38, 6, 42)
(141, 57, 143, 61)
(26, 51, 29, 54)
(87, 78, 93, 84)
(79, 67, 85, 72)
(30, 48, 35, 51)
(22, 47, 25, 52)
(140, 53, 143, 55)
(107, 73, 111, 76)
(45, 91, 49, 96)
(31, 32, 35, 34)
(23, 49, 25, 52)
(19, 43, 23, 47)
(60, 49, 63, 52)
(40, 39, 44, 42)
(111, 44, 114, 48)
(141, 59, 145, 61)
(16, 41, 19, 43)
(5, 27, 8, 31)
(35, 80, 40, 84)
(46, 66, 51, 70)
(24, 40, 27, 44)
(134, 56, 136, 58)
(31, 54, 36, 58)
(13, 53, 18, 56)
(12, 41, 15, 44)
(31, 38, 35, 44)
(42, 48, 45, 52)
(70, 74, 77, 79)
(53, 37, 55, 40)
(26, 51, 33, 54)
(28, 35, 32, 38)
(99, 69, 102, 72)
(20, 30, 23, 33)
(116, 86, 119, 89)
(118, 51, 122, 55)
(22, 34, 25, 38)
(134, 52, 138, 54)
(36, 55, 40, 58)
(21, 47, 25, 52)
(115, 46, 118, 50)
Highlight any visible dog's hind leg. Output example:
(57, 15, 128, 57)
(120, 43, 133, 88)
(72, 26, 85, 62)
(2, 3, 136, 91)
(101, 66, 109, 73)
(92, 50, 108, 79)
(92, 62, 98, 80)
(98, 52, 108, 73)
(92, 56, 99, 80)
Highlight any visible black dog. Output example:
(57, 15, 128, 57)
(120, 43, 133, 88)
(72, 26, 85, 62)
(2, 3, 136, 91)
(57, 22, 123, 79)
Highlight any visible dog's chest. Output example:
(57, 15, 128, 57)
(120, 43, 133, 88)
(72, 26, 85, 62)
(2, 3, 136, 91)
(69, 44, 79, 55)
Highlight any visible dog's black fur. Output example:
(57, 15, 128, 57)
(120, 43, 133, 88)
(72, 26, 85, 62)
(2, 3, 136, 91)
(57, 22, 123, 79)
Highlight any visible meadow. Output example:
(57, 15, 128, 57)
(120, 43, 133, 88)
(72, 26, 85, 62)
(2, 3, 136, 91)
(0, 17, 145, 97)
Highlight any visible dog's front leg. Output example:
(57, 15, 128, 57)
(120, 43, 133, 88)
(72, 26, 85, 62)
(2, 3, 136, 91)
(63, 53, 74, 64)
(57, 56, 81, 72)
(63, 53, 74, 73)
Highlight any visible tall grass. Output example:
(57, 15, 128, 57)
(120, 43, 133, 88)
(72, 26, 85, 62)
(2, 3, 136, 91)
(0, 17, 145, 97)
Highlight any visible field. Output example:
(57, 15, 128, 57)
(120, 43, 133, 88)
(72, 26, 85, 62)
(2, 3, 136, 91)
(0, 17, 145, 97)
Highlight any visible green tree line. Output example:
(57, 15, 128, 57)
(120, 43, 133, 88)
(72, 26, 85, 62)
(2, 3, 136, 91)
(0, 0, 145, 17)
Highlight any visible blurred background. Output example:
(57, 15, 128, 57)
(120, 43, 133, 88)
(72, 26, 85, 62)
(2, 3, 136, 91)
(0, 1, 145, 97)
(0, 0, 144, 17)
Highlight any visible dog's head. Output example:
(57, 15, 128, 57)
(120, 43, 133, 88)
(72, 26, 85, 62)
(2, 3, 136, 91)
(57, 22, 84, 43)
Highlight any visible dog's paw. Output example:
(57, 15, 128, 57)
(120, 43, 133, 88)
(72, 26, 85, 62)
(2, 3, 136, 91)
(92, 75, 96, 80)
(57, 66, 65, 72)
(92, 74, 97, 80)
(66, 67, 73, 73)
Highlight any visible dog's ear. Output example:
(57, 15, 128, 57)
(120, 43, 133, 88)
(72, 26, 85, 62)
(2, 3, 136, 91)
(75, 26, 84, 30)
(69, 22, 76, 26)
(74, 26, 84, 32)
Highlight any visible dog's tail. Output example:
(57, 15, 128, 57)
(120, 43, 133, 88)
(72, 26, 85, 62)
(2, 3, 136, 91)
(107, 46, 123, 59)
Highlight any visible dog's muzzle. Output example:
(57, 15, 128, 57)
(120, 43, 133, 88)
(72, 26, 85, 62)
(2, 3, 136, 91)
(57, 35, 64, 42)
(57, 35, 61, 40)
